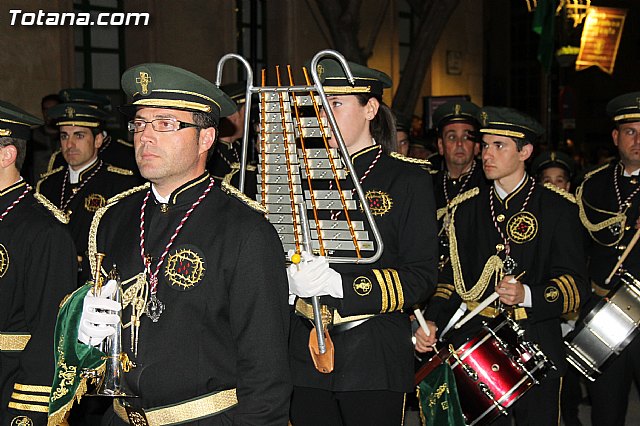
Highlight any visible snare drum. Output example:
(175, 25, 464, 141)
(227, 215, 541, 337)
(565, 272, 640, 381)
(416, 314, 554, 426)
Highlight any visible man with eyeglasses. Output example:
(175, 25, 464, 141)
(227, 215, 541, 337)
(35, 103, 140, 283)
(47, 63, 291, 425)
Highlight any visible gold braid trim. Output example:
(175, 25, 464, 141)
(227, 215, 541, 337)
(542, 182, 576, 204)
(448, 203, 503, 301)
(88, 183, 150, 279)
(575, 183, 627, 246)
(46, 151, 62, 173)
(221, 181, 266, 214)
(106, 165, 134, 176)
(34, 193, 70, 224)
(583, 162, 610, 180)
(437, 187, 480, 221)
(389, 152, 432, 167)
(42, 165, 63, 179)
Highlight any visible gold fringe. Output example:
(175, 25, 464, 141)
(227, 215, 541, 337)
(34, 193, 70, 224)
(221, 181, 266, 214)
(542, 182, 576, 204)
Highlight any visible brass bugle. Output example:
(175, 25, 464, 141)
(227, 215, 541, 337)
(93, 252, 106, 296)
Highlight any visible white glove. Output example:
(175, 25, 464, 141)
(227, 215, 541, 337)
(78, 279, 121, 347)
(287, 250, 343, 298)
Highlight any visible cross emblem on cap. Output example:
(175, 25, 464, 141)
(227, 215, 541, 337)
(481, 111, 488, 127)
(136, 72, 152, 95)
(316, 64, 324, 80)
(65, 106, 75, 118)
(454, 104, 461, 116)
(636, 97, 640, 109)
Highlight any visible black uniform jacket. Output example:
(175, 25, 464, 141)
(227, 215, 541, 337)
(92, 173, 291, 425)
(36, 159, 140, 281)
(0, 181, 77, 425)
(577, 161, 640, 289)
(208, 139, 258, 200)
(290, 145, 438, 392)
(426, 177, 589, 376)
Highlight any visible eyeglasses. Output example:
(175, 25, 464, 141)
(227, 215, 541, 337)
(127, 118, 200, 133)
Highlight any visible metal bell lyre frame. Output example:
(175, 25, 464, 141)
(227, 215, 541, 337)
(215, 49, 384, 264)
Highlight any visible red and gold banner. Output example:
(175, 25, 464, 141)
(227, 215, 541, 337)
(576, 7, 627, 75)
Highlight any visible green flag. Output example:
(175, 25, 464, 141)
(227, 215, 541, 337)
(532, 0, 558, 73)
(417, 361, 466, 426)
(47, 283, 106, 426)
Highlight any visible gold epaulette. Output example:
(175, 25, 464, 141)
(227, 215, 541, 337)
(88, 183, 150, 279)
(116, 138, 133, 148)
(46, 150, 62, 173)
(436, 187, 480, 220)
(389, 152, 432, 168)
(542, 182, 576, 204)
(221, 181, 266, 214)
(582, 162, 610, 181)
(39, 165, 64, 180)
(107, 165, 134, 176)
(33, 192, 70, 224)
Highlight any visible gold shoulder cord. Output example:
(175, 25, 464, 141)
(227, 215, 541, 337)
(33, 192, 70, 224)
(542, 182, 576, 204)
(437, 187, 480, 221)
(447, 200, 503, 302)
(221, 181, 267, 214)
(575, 182, 627, 247)
(389, 151, 432, 167)
(88, 183, 150, 279)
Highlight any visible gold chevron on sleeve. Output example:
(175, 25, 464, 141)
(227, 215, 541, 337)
(382, 269, 397, 311)
(553, 278, 570, 313)
(373, 269, 389, 313)
(389, 269, 404, 310)
(11, 392, 50, 403)
(8, 401, 49, 413)
(14, 384, 51, 393)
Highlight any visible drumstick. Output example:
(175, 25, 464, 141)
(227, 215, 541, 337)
(454, 271, 526, 330)
(413, 307, 430, 337)
(605, 227, 640, 284)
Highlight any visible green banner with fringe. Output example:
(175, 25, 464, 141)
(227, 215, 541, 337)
(417, 362, 465, 426)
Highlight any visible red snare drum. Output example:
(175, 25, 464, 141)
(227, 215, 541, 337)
(416, 314, 554, 426)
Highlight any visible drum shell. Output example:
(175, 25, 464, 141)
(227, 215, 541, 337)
(565, 273, 640, 380)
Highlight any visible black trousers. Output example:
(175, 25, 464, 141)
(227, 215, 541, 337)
(586, 336, 640, 426)
(290, 386, 406, 426)
(491, 377, 562, 426)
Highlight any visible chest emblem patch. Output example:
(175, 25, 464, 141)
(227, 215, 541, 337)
(11, 416, 33, 426)
(365, 190, 393, 216)
(165, 246, 206, 290)
(0, 243, 9, 278)
(507, 211, 538, 244)
(353, 276, 372, 296)
(84, 193, 106, 213)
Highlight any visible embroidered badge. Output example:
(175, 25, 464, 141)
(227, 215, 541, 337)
(0, 243, 9, 278)
(165, 246, 206, 290)
(353, 276, 372, 296)
(65, 106, 75, 118)
(11, 416, 33, 426)
(544, 286, 559, 303)
(126, 408, 150, 426)
(507, 211, 538, 244)
(365, 190, 393, 216)
(84, 194, 106, 213)
(136, 71, 152, 95)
